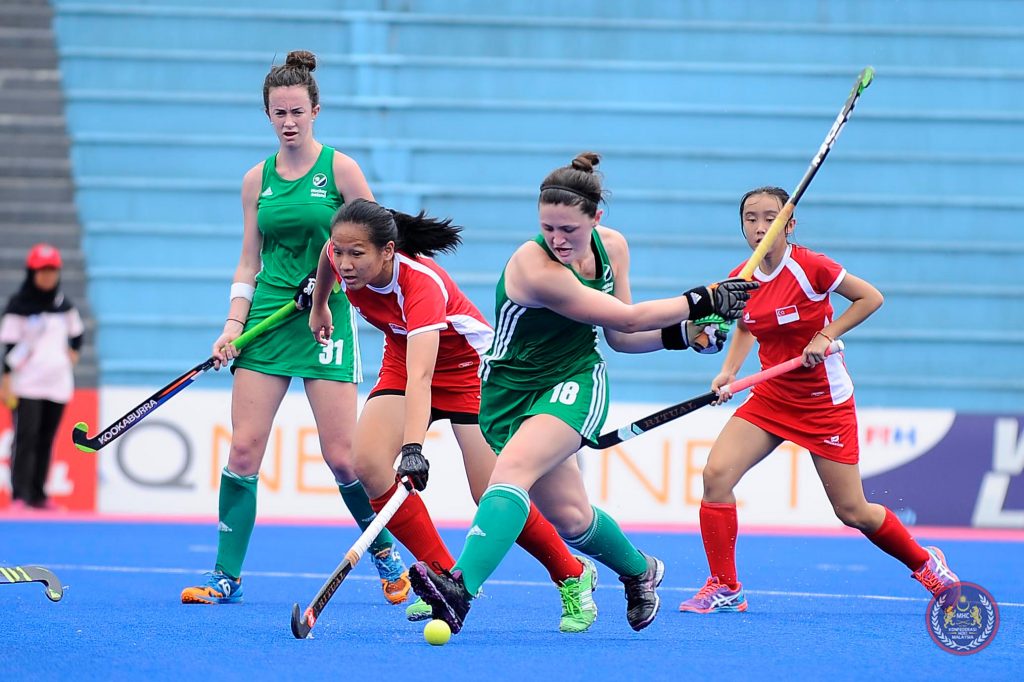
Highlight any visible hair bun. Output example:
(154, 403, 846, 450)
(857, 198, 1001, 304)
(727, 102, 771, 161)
(570, 152, 601, 173)
(285, 50, 317, 71)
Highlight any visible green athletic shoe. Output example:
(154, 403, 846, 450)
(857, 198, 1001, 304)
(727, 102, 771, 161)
(558, 556, 598, 633)
(405, 596, 433, 622)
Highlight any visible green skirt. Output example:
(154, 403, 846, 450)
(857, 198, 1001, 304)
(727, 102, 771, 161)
(232, 281, 361, 383)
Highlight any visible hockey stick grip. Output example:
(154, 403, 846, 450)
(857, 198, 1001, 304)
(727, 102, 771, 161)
(231, 279, 340, 351)
(229, 300, 297, 351)
(720, 339, 844, 395)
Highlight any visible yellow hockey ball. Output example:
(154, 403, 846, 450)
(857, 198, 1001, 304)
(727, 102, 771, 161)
(424, 619, 451, 646)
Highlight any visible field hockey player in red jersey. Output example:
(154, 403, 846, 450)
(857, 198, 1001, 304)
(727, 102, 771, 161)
(309, 198, 603, 633)
(678, 186, 960, 614)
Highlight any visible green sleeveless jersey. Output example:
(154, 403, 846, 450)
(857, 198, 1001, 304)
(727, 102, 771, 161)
(480, 232, 614, 390)
(233, 145, 359, 382)
(256, 145, 340, 288)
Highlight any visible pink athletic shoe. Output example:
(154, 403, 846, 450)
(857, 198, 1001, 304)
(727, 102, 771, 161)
(679, 576, 748, 614)
(911, 546, 959, 598)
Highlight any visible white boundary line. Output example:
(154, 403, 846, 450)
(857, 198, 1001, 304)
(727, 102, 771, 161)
(46, 563, 1024, 608)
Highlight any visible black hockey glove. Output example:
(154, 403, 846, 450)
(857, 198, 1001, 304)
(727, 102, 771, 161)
(683, 278, 759, 321)
(396, 443, 430, 491)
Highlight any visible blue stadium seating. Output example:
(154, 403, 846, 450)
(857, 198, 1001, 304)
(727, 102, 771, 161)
(51, 1, 1024, 410)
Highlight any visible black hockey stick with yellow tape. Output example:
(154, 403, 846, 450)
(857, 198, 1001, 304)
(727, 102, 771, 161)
(698, 67, 875, 330)
(71, 299, 297, 452)
(0, 565, 64, 602)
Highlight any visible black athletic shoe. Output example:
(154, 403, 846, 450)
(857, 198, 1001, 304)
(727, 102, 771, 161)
(407, 561, 473, 634)
(619, 553, 665, 631)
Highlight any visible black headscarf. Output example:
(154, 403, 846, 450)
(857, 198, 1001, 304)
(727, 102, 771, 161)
(4, 268, 74, 316)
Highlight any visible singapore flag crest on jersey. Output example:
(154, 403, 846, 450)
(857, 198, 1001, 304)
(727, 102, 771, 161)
(776, 305, 800, 325)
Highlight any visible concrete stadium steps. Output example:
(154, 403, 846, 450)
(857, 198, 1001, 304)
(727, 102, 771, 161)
(93, 327, 1023, 412)
(446, 278, 1024, 340)
(0, 0, 94, 387)
(53, 0, 1024, 29)
(80, 223, 1023, 295)
(83, 226, 240, 270)
(83, 268, 1022, 340)
(56, 50, 1024, 112)
(61, 93, 1018, 156)
(89, 289, 1024, 410)
(602, 335, 1023, 390)
(71, 135, 1024, 198)
(53, 6, 1024, 68)
(71, 181, 1023, 243)
(51, 0, 1024, 408)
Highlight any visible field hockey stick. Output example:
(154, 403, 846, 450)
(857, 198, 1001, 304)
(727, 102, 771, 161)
(594, 339, 844, 449)
(291, 481, 412, 639)
(0, 565, 64, 602)
(738, 66, 874, 279)
(71, 299, 299, 453)
(694, 68, 875, 333)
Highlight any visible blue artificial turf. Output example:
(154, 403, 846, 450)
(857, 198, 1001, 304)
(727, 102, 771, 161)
(1, 520, 1021, 681)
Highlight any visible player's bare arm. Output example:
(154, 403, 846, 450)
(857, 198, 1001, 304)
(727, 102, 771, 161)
(804, 274, 883, 365)
(507, 239, 691, 332)
(214, 164, 265, 367)
(333, 151, 375, 203)
(404, 329, 440, 447)
(713, 323, 756, 403)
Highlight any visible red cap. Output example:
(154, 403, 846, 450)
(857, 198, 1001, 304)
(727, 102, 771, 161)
(26, 243, 63, 270)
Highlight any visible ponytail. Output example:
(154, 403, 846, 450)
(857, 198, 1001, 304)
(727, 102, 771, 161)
(331, 199, 462, 257)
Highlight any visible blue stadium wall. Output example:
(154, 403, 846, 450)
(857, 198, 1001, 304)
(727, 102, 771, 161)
(53, 0, 1024, 411)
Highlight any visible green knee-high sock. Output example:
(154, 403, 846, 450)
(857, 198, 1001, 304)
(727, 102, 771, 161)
(215, 468, 259, 579)
(454, 484, 532, 595)
(337, 479, 396, 555)
(562, 505, 648, 578)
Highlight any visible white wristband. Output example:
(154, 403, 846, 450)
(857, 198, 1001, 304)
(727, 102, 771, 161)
(230, 282, 255, 302)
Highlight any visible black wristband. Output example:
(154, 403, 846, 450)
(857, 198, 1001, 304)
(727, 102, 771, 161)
(661, 323, 687, 350)
(683, 285, 714, 320)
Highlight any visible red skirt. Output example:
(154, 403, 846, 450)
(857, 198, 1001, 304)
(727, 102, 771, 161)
(370, 358, 481, 415)
(733, 390, 860, 464)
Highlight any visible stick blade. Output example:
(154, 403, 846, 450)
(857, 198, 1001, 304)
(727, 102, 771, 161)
(71, 422, 97, 453)
(29, 566, 64, 602)
(290, 603, 313, 639)
(0, 566, 64, 601)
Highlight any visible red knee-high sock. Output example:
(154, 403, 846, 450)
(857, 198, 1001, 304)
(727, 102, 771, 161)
(370, 483, 455, 572)
(515, 503, 582, 584)
(865, 506, 930, 570)
(700, 500, 739, 589)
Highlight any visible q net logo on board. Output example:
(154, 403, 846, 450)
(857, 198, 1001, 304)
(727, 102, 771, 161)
(927, 582, 999, 655)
